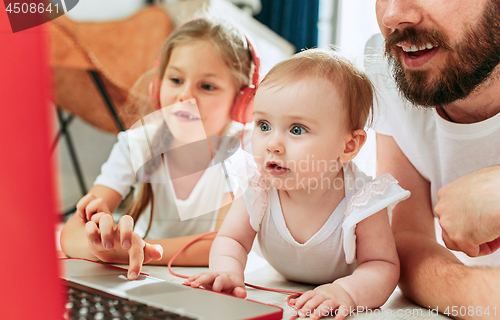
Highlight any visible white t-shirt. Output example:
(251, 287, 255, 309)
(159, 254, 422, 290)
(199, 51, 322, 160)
(365, 33, 500, 266)
(225, 149, 410, 284)
(94, 120, 253, 239)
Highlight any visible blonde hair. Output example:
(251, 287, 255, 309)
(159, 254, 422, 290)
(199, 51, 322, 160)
(125, 16, 253, 235)
(261, 48, 374, 131)
(157, 17, 252, 94)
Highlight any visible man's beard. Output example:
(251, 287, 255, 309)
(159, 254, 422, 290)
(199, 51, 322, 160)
(384, 0, 500, 107)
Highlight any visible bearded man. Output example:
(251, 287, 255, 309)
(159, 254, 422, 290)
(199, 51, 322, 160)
(365, 0, 500, 318)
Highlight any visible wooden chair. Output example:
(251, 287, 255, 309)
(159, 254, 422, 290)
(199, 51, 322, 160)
(49, 5, 173, 133)
(48, 5, 173, 212)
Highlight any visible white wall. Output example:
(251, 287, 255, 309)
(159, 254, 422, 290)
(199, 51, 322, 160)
(336, 0, 381, 177)
(65, 0, 146, 21)
(337, 0, 380, 67)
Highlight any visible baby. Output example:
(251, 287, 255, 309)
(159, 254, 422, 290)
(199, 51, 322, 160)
(185, 48, 410, 319)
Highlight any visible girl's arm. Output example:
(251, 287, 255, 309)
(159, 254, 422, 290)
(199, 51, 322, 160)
(62, 190, 234, 277)
(60, 185, 123, 260)
(184, 195, 257, 298)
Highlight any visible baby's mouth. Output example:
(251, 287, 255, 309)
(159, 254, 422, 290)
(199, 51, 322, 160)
(266, 161, 289, 175)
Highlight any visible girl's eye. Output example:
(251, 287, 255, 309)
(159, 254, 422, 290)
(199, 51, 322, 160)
(170, 78, 182, 84)
(290, 126, 306, 135)
(202, 84, 216, 90)
(259, 122, 271, 132)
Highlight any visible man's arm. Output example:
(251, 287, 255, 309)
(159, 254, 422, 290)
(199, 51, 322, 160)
(377, 133, 500, 318)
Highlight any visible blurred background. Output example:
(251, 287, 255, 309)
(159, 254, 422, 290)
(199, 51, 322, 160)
(53, 0, 380, 219)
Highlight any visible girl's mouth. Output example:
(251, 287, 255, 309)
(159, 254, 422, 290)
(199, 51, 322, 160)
(266, 161, 289, 176)
(172, 110, 200, 122)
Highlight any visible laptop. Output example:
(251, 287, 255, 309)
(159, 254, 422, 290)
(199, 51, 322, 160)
(61, 258, 283, 320)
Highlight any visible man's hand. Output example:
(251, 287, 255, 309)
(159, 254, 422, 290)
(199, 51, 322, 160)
(435, 165, 500, 257)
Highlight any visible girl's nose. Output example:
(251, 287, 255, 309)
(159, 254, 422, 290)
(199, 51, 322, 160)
(179, 84, 194, 102)
(381, 0, 423, 31)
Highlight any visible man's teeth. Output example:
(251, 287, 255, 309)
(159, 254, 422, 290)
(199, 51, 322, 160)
(401, 43, 438, 52)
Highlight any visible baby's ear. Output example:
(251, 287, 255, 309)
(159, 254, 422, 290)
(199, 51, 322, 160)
(339, 129, 367, 163)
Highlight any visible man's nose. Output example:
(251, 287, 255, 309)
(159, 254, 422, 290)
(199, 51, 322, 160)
(381, 0, 423, 31)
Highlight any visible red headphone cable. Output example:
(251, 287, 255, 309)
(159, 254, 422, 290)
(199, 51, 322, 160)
(167, 231, 304, 308)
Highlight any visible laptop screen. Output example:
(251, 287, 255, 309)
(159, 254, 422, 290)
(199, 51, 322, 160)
(0, 10, 64, 320)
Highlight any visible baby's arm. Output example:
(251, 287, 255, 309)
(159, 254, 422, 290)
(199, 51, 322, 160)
(335, 208, 399, 308)
(292, 208, 399, 319)
(184, 195, 257, 298)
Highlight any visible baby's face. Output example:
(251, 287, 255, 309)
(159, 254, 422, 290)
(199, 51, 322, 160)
(252, 78, 351, 191)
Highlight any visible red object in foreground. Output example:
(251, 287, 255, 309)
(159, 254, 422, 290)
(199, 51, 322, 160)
(0, 5, 63, 320)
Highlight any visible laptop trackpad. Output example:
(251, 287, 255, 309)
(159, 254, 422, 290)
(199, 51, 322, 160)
(126, 281, 192, 296)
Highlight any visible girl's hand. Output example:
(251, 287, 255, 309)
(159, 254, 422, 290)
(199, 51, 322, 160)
(84, 214, 163, 280)
(183, 272, 247, 298)
(76, 193, 112, 222)
(289, 283, 355, 320)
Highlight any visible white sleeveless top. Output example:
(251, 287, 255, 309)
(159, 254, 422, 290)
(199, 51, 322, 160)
(224, 149, 410, 284)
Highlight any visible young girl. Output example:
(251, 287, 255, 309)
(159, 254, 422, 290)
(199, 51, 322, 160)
(185, 49, 410, 319)
(60, 16, 258, 280)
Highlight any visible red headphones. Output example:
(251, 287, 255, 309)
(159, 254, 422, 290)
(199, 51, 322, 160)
(231, 34, 260, 124)
(149, 19, 260, 125)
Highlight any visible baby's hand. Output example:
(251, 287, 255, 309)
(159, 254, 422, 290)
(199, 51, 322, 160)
(85, 214, 163, 280)
(76, 193, 112, 222)
(290, 283, 355, 320)
(183, 272, 246, 298)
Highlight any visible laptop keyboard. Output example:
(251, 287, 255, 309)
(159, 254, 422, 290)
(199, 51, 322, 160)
(64, 280, 197, 320)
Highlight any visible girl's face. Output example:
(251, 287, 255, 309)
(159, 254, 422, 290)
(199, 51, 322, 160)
(252, 78, 352, 192)
(160, 40, 238, 144)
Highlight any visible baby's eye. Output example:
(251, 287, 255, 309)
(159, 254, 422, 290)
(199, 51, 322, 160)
(202, 84, 216, 90)
(290, 126, 306, 135)
(170, 78, 182, 84)
(259, 122, 271, 132)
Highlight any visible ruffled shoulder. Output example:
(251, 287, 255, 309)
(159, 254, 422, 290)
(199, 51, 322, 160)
(342, 173, 411, 264)
(223, 148, 269, 232)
